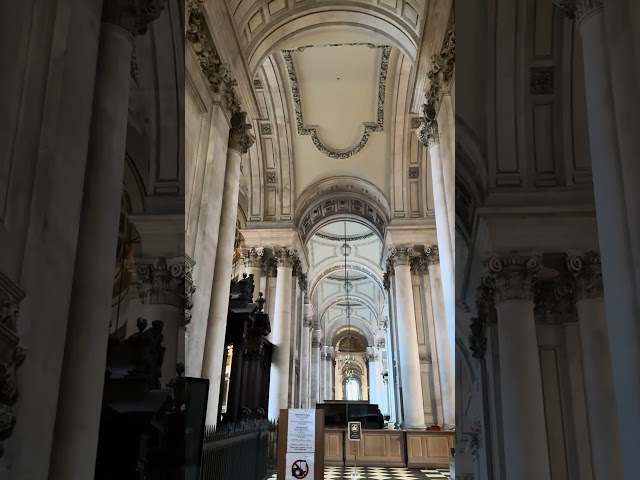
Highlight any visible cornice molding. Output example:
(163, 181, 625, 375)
(282, 44, 391, 159)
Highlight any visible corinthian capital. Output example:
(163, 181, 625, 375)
(389, 246, 414, 267)
(135, 257, 185, 307)
(274, 248, 299, 269)
(103, 0, 166, 36)
(241, 247, 264, 268)
(416, 109, 439, 148)
(483, 253, 542, 303)
(228, 112, 255, 154)
(424, 244, 440, 266)
(552, 0, 603, 21)
(567, 252, 603, 301)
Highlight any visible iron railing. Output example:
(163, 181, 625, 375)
(200, 419, 278, 480)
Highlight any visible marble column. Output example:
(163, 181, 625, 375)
(567, 253, 623, 478)
(299, 309, 313, 407)
(423, 248, 455, 429)
(201, 112, 255, 426)
(417, 120, 456, 358)
(485, 254, 550, 480)
(328, 347, 335, 400)
(48, 3, 165, 478)
(267, 248, 297, 419)
(135, 256, 184, 385)
(310, 327, 323, 406)
(553, 3, 640, 471)
(240, 247, 264, 299)
(389, 246, 426, 429)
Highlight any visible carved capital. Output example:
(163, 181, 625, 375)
(567, 252, 603, 301)
(274, 248, 299, 269)
(483, 253, 542, 303)
(389, 246, 413, 267)
(102, 0, 166, 37)
(416, 112, 440, 148)
(135, 257, 185, 307)
(228, 111, 255, 154)
(424, 244, 440, 266)
(553, 0, 603, 21)
(260, 256, 277, 277)
(241, 247, 264, 268)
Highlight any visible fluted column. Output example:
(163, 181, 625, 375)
(267, 248, 297, 419)
(389, 246, 426, 429)
(422, 247, 454, 429)
(48, 3, 165, 478)
(310, 328, 322, 406)
(485, 253, 550, 480)
(553, 2, 640, 470)
(567, 253, 623, 478)
(135, 256, 185, 385)
(201, 112, 255, 426)
(240, 247, 264, 295)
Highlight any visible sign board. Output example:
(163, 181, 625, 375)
(286, 409, 316, 453)
(285, 453, 315, 480)
(348, 421, 362, 441)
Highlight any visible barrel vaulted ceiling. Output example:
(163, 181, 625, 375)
(307, 220, 385, 345)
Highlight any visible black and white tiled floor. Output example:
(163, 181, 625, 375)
(268, 467, 451, 479)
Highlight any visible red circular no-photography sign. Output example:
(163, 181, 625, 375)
(291, 459, 309, 479)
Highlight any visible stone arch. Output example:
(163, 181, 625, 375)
(245, 6, 420, 73)
(324, 315, 375, 345)
(296, 176, 391, 244)
(309, 263, 385, 299)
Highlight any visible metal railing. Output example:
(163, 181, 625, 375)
(200, 419, 278, 480)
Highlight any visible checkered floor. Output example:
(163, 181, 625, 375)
(268, 467, 450, 479)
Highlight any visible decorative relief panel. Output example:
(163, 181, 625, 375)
(282, 44, 391, 159)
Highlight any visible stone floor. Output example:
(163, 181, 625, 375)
(268, 466, 451, 479)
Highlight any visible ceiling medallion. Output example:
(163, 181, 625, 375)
(340, 243, 352, 256)
(282, 44, 391, 159)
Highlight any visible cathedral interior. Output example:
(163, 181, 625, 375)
(0, 0, 638, 479)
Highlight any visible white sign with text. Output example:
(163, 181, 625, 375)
(286, 409, 316, 453)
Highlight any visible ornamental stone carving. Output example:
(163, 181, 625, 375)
(136, 257, 185, 308)
(103, 0, 166, 37)
(482, 253, 542, 303)
(228, 112, 255, 154)
(297, 271, 308, 293)
(552, 0, 603, 20)
(274, 248, 299, 269)
(389, 246, 413, 267)
(186, 1, 241, 117)
(424, 245, 440, 266)
(0, 273, 26, 458)
(416, 108, 440, 148)
(184, 255, 196, 326)
(410, 255, 428, 276)
(241, 247, 264, 268)
(468, 316, 487, 360)
(567, 251, 603, 301)
(260, 256, 278, 277)
(303, 314, 313, 327)
(469, 419, 482, 459)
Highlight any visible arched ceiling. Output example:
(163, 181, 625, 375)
(308, 220, 384, 345)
